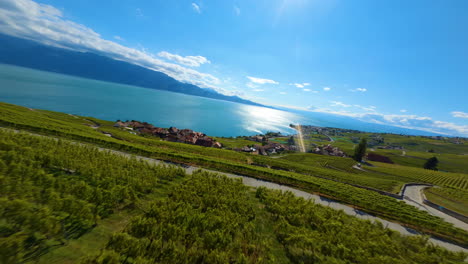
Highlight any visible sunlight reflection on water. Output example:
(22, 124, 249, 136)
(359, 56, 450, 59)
(237, 104, 303, 135)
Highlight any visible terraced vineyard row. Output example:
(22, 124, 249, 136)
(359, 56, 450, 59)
(0, 130, 185, 263)
(368, 162, 468, 191)
(1, 102, 468, 246)
(83, 174, 467, 264)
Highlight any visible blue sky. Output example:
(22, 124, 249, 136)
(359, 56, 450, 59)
(0, 0, 467, 136)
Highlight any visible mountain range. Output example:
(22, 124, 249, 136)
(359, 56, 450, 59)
(0, 34, 263, 107)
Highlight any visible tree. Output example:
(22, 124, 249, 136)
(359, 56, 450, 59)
(424, 157, 438, 170)
(353, 138, 367, 162)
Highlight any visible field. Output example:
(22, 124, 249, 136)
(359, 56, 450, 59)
(1, 102, 468, 249)
(300, 130, 468, 174)
(424, 187, 468, 216)
(1, 130, 466, 263)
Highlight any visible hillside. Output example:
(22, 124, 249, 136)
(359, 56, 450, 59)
(1, 101, 468, 262)
(0, 34, 263, 107)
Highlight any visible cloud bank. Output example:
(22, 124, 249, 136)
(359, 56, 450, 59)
(247, 76, 279, 85)
(290, 82, 310, 88)
(307, 104, 468, 136)
(0, 0, 221, 91)
(157, 51, 210, 67)
(452, 111, 468, 118)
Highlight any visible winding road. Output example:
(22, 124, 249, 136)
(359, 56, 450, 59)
(2, 127, 467, 253)
(402, 185, 468, 230)
(101, 147, 468, 253)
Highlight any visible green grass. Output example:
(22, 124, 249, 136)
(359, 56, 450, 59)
(2, 101, 468, 246)
(424, 187, 468, 216)
(367, 162, 468, 191)
(369, 149, 468, 174)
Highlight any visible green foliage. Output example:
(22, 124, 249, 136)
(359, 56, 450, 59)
(367, 163, 468, 192)
(424, 157, 439, 171)
(256, 187, 467, 263)
(1, 102, 468, 246)
(83, 172, 276, 263)
(84, 174, 467, 264)
(353, 138, 367, 162)
(0, 130, 184, 262)
(424, 187, 468, 216)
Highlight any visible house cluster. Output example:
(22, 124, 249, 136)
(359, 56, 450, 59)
(311, 144, 346, 157)
(235, 143, 292, 156)
(291, 124, 360, 137)
(114, 120, 222, 148)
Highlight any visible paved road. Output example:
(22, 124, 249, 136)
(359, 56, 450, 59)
(2, 128, 467, 253)
(402, 185, 468, 231)
(98, 148, 468, 253)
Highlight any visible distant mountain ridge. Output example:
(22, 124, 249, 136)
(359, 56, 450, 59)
(0, 34, 263, 107)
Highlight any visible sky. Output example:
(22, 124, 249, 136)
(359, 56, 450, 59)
(0, 0, 467, 136)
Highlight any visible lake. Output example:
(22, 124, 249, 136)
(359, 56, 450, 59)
(0, 64, 432, 137)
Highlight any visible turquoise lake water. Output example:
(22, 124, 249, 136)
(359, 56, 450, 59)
(0, 64, 308, 136)
(0, 64, 433, 137)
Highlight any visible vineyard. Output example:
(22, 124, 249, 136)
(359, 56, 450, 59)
(1, 126, 467, 262)
(0, 130, 185, 263)
(1, 102, 468, 248)
(367, 163, 468, 191)
(83, 174, 466, 264)
(424, 187, 468, 216)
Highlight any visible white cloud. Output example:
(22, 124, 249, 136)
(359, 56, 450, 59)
(246, 82, 259, 89)
(0, 0, 224, 93)
(331, 101, 351, 108)
(279, 92, 287, 95)
(136, 8, 145, 18)
(351, 88, 367, 92)
(354, 105, 377, 112)
(157, 51, 210, 67)
(247, 76, 279, 85)
(451, 111, 468, 118)
(303, 88, 311, 92)
(234, 6, 241, 16)
(432, 121, 468, 135)
(252, 89, 264, 92)
(290, 82, 310, 88)
(323, 87, 331, 91)
(400, 109, 407, 113)
(192, 3, 201, 13)
(113, 36, 124, 41)
(306, 107, 468, 136)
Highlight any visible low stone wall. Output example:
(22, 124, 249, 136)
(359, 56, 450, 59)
(399, 182, 433, 197)
(423, 199, 468, 224)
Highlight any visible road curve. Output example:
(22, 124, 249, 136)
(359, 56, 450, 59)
(99, 148, 468, 253)
(2, 128, 467, 253)
(402, 185, 468, 231)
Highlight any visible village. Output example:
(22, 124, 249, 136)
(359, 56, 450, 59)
(113, 120, 299, 156)
(113, 120, 222, 148)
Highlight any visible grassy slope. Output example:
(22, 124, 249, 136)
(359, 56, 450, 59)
(1, 102, 468, 246)
(307, 132, 468, 174)
(424, 187, 468, 216)
(36, 181, 185, 264)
